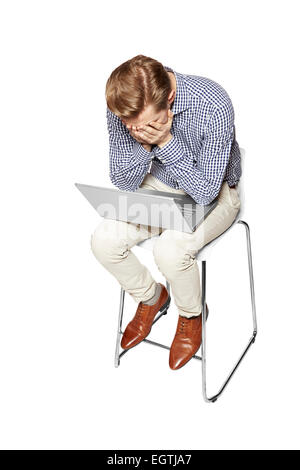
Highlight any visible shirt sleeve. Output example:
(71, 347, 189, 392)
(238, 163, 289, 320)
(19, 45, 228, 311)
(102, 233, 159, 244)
(106, 107, 153, 191)
(153, 103, 235, 205)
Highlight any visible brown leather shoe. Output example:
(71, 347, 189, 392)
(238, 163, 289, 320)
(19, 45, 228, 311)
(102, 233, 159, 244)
(121, 283, 170, 350)
(169, 304, 209, 370)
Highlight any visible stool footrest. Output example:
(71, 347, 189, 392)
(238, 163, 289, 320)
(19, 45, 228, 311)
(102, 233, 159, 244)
(118, 337, 202, 361)
(130, 337, 202, 361)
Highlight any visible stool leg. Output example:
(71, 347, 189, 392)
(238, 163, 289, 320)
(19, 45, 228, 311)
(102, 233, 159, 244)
(201, 219, 257, 403)
(114, 281, 171, 366)
(166, 280, 170, 295)
(238, 220, 258, 335)
(114, 287, 125, 368)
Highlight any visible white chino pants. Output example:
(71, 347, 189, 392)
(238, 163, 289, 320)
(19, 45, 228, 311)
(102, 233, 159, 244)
(90, 173, 241, 318)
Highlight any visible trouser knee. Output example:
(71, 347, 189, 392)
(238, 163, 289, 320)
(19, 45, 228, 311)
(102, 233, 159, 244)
(90, 224, 129, 266)
(153, 237, 195, 279)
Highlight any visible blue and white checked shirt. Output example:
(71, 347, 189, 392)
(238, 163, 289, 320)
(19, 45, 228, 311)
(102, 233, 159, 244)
(106, 64, 242, 205)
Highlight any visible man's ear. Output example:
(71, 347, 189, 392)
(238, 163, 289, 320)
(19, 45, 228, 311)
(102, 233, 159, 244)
(168, 90, 175, 106)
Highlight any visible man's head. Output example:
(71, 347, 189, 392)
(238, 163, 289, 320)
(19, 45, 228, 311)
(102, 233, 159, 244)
(105, 55, 176, 128)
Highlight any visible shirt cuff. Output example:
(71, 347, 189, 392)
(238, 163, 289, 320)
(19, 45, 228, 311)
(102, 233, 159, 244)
(132, 141, 153, 165)
(153, 135, 185, 165)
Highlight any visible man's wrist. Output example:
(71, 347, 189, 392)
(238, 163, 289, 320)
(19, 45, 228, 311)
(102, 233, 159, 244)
(142, 143, 152, 152)
(157, 133, 173, 149)
(153, 134, 185, 166)
(132, 141, 153, 165)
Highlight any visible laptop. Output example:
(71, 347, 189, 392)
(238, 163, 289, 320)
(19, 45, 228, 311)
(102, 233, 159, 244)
(75, 183, 218, 233)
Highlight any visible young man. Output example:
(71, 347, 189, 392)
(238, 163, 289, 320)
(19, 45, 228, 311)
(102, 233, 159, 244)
(91, 55, 241, 370)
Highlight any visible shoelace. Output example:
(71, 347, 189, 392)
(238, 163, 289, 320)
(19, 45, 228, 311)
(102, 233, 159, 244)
(177, 317, 188, 335)
(132, 302, 148, 325)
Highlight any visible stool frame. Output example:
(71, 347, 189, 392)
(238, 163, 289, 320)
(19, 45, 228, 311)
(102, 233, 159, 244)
(114, 218, 257, 403)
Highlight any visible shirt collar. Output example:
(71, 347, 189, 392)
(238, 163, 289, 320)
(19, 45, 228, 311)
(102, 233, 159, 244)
(163, 64, 191, 115)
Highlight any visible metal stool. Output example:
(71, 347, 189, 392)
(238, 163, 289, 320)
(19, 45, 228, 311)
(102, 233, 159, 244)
(114, 148, 257, 403)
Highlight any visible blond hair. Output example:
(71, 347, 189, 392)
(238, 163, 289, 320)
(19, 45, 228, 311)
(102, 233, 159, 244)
(105, 54, 172, 120)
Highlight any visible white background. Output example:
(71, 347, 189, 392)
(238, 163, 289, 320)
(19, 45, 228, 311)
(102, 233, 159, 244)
(0, 0, 299, 450)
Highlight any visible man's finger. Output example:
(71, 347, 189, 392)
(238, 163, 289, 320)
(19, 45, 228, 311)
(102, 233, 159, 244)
(138, 131, 152, 143)
(138, 125, 158, 136)
(130, 129, 151, 144)
(148, 120, 163, 130)
(131, 129, 145, 139)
